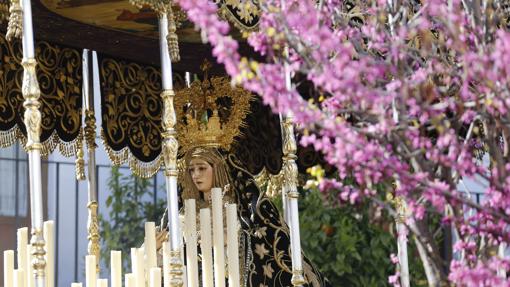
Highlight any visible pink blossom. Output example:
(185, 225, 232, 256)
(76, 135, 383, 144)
(176, 0, 510, 284)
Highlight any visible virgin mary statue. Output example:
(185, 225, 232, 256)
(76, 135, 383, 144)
(179, 146, 330, 286)
(161, 71, 330, 286)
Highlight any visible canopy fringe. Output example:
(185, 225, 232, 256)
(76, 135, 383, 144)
(101, 130, 162, 178)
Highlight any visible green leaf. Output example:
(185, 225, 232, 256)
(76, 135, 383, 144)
(99, 167, 165, 268)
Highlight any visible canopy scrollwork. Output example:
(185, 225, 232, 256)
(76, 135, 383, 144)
(0, 34, 82, 157)
(99, 56, 186, 178)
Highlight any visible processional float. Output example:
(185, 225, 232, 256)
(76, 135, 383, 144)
(1, 0, 309, 286)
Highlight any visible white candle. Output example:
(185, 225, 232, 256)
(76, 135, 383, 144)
(44, 221, 55, 287)
(4, 250, 14, 287)
(184, 200, 199, 287)
(200, 208, 213, 287)
(183, 267, 188, 287)
(92, 51, 101, 116)
(162, 242, 170, 287)
(185, 72, 191, 87)
(130, 248, 137, 285)
(131, 248, 144, 287)
(82, 49, 90, 111)
(71, 283, 83, 287)
(158, 14, 173, 90)
(211, 188, 226, 287)
(137, 248, 145, 287)
(226, 204, 240, 287)
(85, 255, 97, 287)
(14, 269, 25, 287)
(96, 279, 107, 287)
(20, 0, 35, 58)
(17, 227, 28, 281)
(124, 274, 135, 287)
(26, 244, 34, 287)
(110, 251, 122, 287)
(145, 222, 157, 272)
(149, 267, 161, 287)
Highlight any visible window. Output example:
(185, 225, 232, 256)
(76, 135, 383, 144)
(0, 144, 28, 217)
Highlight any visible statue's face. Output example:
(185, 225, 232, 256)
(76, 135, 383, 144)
(188, 158, 214, 193)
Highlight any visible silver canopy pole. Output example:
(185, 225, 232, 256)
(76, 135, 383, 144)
(281, 45, 306, 286)
(20, 0, 46, 286)
(159, 12, 183, 287)
(83, 49, 100, 274)
(281, 112, 306, 286)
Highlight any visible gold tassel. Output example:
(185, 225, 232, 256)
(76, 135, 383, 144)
(167, 5, 180, 63)
(6, 0, 22, 41)
(0, 2, 8, 24)
(75, 129, 86, 180)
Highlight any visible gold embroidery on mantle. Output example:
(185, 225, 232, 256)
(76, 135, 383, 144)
(0, 35, 82, 157)
(254, 167, 284, 198)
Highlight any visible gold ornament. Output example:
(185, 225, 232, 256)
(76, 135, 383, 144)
(291, 269, 306, 286)
(161, 89, 179, 177)
(387, 192, 407, 224)
(281, 114, 299, 198)
(6, 0, 22, 41)
(22, 58, 42, 151)
(30, 228, 47, 279)
(87, 201, 100, 274)
(128, 0, 171, 14)
(169, 250, 184, 286)
(167, 6, 180, 63)
(75, 129, 86, 180)
(84, 109, 98, 150)
(175, 60, 253, 155)
(0, 2, 8, 24)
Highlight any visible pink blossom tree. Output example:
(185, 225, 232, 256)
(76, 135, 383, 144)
(175, 0, 510, 285)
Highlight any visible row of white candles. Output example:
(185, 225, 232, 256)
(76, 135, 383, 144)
(3, 188, 240, 287)
(3, 221, 55, 287)
(186, 188, 240, 287)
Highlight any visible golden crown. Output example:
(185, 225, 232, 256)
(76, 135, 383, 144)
(175, 61, 253, 155)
